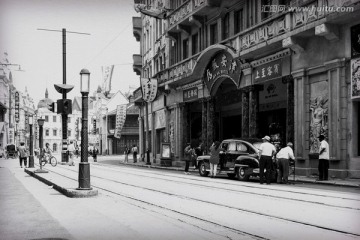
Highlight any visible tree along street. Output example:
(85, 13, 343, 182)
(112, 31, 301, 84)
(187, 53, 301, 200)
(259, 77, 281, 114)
(38, 162, 360, 240)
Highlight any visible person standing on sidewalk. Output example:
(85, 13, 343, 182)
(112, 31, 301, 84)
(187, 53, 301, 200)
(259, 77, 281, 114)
(184, 143, 194, 175)
(92, 147, 98, 162)
(124, 145, 129, 163)
(318, 135, 330, 181)
(259, 136, 276, 185)
(18, 142, 28, 168)
(67, 141, 75, 166)
(276, 142, 295, 184)
(209, 141, 221, 178)
(132, 145, 138, 163)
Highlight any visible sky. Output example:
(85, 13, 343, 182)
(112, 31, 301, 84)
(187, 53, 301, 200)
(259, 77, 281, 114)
(0, 0, 140, 105)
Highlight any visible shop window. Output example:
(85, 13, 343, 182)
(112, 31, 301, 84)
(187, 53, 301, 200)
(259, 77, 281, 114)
(234, 8, 244, 34)
(53, 143, 57, 152)
(222, 12, 230, 40)
(210, 23, 218, 45)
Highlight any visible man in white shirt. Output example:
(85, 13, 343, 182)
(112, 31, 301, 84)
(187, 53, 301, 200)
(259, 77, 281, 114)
(276, 142, 295, 184)
(318, 135, 330, 181)
(259, 136, 276, 185)
(67, 141, 76, 166)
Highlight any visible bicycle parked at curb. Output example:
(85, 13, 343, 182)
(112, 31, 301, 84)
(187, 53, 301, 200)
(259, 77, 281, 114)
(40, 153, 57, 167)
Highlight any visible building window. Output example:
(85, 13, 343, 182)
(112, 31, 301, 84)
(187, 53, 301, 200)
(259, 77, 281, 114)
(222, 13, 230, 40)
(261, 0, 273, 20)
(192, 33, 199, 55)
(53, 143, 57, 152)
(170, 40, 179, 66)
(53, 129, 57, 136)
(67, 117, 71, 123)
(183, 38, 189, 60)
(53, 116, 56, 122)
(234, 8, 244, 34)
(68, 130, 71, 137)
(45, 129, 49, 136)
(45, 116, 49, 122)
(210, 23, 218, 45)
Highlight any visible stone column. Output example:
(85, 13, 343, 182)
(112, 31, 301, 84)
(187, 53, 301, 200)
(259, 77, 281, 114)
(241, 90, 249, 138)
(207, 98, 215, 147)
(324, 59, 346, 161)
(249, 86, 259, 138)
(284, 76, 295, 144)
(292, 69, 307, 160)
(201, 99, 208, 153)
(151, 111, 156, 162)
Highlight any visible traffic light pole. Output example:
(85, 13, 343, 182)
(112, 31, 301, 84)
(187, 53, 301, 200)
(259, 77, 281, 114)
(61, 28, 69, 163)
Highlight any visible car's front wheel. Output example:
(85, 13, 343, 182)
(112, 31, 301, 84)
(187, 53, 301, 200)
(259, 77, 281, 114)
(199, 161, 209, 177)
(237, 167, 250, 181)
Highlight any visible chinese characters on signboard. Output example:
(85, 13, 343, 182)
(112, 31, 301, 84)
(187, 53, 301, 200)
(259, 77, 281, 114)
(15, 91, 19, 123)
(114, 104, 127, 139)
(141, 78, 158, 102)
(183, 87, 198, 102)
(204, 51, 241, 92)
(351, 58, 360, 99)
(253, 59, 282, 83)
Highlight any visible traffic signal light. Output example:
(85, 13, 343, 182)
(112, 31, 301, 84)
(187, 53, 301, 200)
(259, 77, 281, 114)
(57, 99, 72, 114)
(48, 102, 56, 113)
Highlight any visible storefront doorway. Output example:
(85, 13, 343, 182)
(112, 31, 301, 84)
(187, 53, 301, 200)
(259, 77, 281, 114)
(259, 108, 287, 145)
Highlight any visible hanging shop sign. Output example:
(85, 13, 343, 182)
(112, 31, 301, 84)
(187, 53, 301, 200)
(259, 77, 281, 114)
(259, 79, 288, 111)
(183, 87, 198, 102)
(253, 59, 282, 83)
(15, 91, 20, 123)
(8, 128, 14, 144)
(141, 78, 158, 102)
(204, 51, 242, 93)
(351, 58, 360, 99)
(114, 104, 127, 139)
(351, 24, 360, 59)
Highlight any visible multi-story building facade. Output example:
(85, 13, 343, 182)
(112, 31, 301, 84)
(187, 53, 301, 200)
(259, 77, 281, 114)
(133, 0, 360, 178)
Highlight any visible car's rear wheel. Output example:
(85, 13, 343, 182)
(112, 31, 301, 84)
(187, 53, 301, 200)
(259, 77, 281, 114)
(199, 162, 209, 177)
(237, 167, 250, 181)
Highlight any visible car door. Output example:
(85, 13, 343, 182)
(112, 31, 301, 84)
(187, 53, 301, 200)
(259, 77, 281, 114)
(219, 142, 228, 170)
(224, 141, 237, 169)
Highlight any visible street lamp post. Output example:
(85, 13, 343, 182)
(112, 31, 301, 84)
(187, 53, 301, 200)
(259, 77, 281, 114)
(28, 115, 34, 168)
(78, 68, 92, 190)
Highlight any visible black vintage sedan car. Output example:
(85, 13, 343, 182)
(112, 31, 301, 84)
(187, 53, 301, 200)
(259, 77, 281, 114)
(196, 138, 277, 182)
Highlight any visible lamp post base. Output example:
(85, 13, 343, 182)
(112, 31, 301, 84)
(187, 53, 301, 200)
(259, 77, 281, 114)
(78, 162, 91, 189)
(28, 155, 35, 168)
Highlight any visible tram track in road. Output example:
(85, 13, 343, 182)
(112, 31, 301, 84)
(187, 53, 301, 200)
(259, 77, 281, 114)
(87, 163, 360, 210)
(42, 164, 360, 239)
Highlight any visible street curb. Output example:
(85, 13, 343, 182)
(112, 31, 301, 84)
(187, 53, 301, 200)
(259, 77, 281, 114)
(24, 168, 98, 198)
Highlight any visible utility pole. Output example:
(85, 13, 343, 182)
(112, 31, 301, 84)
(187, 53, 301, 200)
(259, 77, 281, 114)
(38, 28, 90, 163)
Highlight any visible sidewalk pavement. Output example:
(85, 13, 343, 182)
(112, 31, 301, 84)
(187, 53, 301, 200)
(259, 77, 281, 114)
(0, 159, 74, 240)
(98, 154, 360, 188)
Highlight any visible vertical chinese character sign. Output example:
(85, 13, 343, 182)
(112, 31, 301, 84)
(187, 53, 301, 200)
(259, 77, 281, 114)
(141, 78, 158, 102)
(102, 65, 114, 93)
(15, 91, 20, 123)
(114, 105, 127, 139)
(351, 58, 360, 99)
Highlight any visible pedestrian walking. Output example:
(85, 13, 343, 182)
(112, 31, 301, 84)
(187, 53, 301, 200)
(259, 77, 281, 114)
(209, 141, 222, 178)
(318, 135, 330, 181)
(276, 142, 295, 184)
(92, 147, 98, 162)
(18, 142, 28, 168)
(259, 136, 276, 184)
(132, 145, 138, 163)
(184, 143, 195, 174)
(124, 145, 129, 163)
(67, 141, 75, 166)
